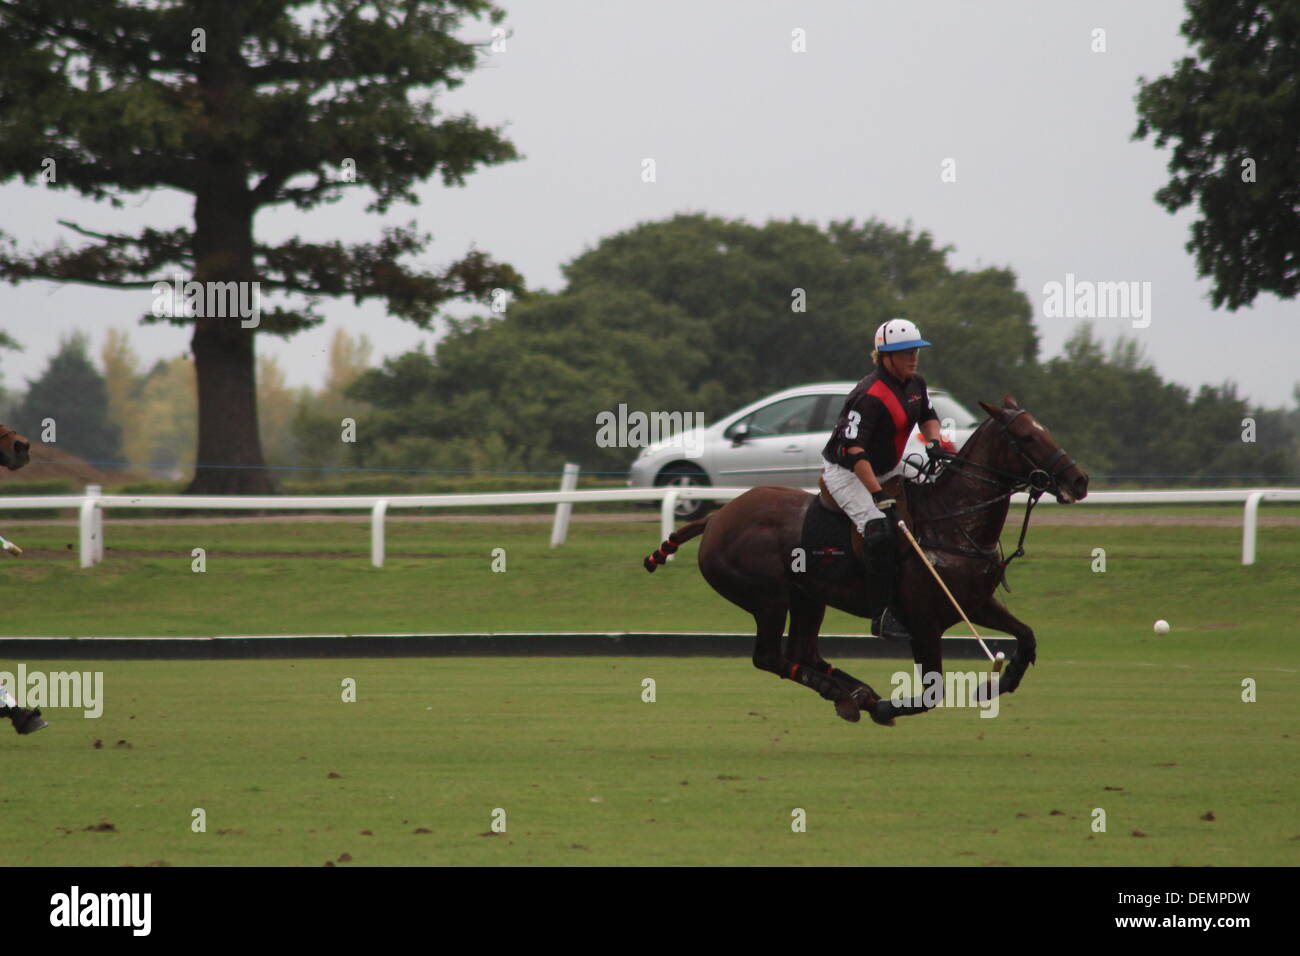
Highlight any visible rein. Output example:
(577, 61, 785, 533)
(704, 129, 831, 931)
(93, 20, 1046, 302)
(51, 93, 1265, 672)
(911, 412, 1074, 590)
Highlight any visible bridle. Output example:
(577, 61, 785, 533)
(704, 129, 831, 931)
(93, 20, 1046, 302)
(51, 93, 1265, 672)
(912, 410, 1078, 589)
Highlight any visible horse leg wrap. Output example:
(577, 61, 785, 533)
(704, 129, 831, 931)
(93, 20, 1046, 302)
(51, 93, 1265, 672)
(788, 664, 845, 702)
(819, 665, 880, 702)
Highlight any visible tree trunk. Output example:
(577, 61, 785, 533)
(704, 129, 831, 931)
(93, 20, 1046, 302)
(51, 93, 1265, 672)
(183, 151, 279, 495)
(185, 318, 279, 495)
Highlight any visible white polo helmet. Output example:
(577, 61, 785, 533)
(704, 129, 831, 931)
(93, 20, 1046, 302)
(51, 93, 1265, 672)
(875, 318, 932, 352)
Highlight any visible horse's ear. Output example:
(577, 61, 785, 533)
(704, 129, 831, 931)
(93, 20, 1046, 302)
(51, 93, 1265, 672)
(1002, 394, 1021, 409)
(979, 400, 1004, 420)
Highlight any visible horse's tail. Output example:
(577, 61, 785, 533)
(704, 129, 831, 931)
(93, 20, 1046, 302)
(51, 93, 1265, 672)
(643, 515, 711, 572)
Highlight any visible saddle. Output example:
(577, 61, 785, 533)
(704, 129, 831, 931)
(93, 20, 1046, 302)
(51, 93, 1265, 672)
(813, 474, 914, 566)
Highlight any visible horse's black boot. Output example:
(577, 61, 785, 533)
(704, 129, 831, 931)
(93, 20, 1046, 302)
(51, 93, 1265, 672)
(1, 705, 48, 735)
(788, 663, 846, 703)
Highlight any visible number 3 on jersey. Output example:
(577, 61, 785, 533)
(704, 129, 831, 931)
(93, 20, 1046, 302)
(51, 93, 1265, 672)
(844, 411, 861, 439)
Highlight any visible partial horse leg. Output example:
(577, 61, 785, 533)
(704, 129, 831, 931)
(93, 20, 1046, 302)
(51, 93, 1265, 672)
(750, 602, 790, 679)
(787, 589, 885, 723)
(0, 681, 47, 735)
(753, 599, 855, 710)
(967, 597, 1037, 698)
(871, 629, 943, 723)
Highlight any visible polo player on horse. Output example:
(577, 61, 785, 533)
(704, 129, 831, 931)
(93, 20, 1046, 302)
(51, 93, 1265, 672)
(0, 424, 47, 735)
(821, 319, 952, 643)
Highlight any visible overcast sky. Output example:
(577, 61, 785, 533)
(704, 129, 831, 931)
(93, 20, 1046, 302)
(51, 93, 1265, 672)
(1, 0, 1296, 409)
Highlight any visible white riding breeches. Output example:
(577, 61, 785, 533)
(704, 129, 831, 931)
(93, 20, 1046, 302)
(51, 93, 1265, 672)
(821, 459, 905, 536)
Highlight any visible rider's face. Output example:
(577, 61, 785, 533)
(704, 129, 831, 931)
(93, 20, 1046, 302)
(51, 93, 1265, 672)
(885, 348, 920, 380)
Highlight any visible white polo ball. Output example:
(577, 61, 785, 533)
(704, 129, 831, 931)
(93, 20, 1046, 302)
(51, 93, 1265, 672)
(994, 651, 1006, 662)
(1153, 619, 1170, 635)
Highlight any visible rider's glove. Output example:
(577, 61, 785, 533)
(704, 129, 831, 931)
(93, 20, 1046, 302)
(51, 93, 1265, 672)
(926, 437, 957, 458)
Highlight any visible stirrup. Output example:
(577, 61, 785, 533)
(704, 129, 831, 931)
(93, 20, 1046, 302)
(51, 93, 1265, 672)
(871, 606, 912, 642)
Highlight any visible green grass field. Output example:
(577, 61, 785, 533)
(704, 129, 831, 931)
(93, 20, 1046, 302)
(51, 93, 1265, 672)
(0, 514, 1297, 865)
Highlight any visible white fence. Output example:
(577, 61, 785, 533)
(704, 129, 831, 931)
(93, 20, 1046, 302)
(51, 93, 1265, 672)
(0, 471, 1296, 568)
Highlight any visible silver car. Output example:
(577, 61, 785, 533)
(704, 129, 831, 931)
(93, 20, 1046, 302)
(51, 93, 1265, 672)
(627, 382, 981, 519)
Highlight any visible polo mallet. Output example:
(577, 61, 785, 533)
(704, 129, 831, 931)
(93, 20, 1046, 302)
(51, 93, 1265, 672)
(0, 533, 22, 556)
(895, 520, 1003, 674)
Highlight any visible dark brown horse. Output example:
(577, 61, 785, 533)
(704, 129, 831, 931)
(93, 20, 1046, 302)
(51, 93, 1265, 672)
(0, 425, 30, 471)
(643, 395, 1088, 725)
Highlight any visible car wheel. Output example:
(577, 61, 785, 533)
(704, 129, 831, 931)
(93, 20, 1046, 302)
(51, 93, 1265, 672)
(654, 464, 712, 521)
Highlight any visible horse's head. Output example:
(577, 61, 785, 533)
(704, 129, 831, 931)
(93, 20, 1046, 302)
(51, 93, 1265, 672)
(0, 425, 31, 471)
(976, 395, 1089, 504)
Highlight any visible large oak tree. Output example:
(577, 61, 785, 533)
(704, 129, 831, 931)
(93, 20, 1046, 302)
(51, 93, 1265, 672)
(0, 0, 523, 493)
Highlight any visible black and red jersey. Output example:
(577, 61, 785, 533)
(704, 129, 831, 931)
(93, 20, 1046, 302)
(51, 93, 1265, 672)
(821, 365, 939, 473)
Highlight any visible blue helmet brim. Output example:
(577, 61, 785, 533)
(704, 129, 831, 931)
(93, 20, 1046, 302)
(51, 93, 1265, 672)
(878, 338, 932, 352)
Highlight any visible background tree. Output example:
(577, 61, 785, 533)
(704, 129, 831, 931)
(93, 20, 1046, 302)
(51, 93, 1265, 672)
(353, 212, 1299, 484)
(0, 331, 20, 422)
(352, 285, 704, 475)
(101, 328, 146, 466)
(256, 354, 308, 481)
(290, 329, 374, 476)
(1134, 0, 1300, 308)
(0, 0, 523, 494)
(1023, 324, 1291, 483)
(12, 331, 123, 465)
(134, 357, 198, 478)
(352, 214, 1040, 474)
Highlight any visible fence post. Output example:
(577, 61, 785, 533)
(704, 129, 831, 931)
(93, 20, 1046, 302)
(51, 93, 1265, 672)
(1242, 491, 1263, 566)
(80, 484, 102, 569)
(372, 499, 388, 568)
(93, 486, 105, 563)
(550, 463, 580, 548)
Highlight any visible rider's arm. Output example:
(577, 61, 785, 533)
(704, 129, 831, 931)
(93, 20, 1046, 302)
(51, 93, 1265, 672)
(920, 419, 941, 442)
(848, 450, 882, 494)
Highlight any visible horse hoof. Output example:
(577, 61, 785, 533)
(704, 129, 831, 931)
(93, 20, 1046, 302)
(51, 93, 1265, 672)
(834, 698, 861, 722)
(869, 701, 896, 727)
(11, 707, 48, 735)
